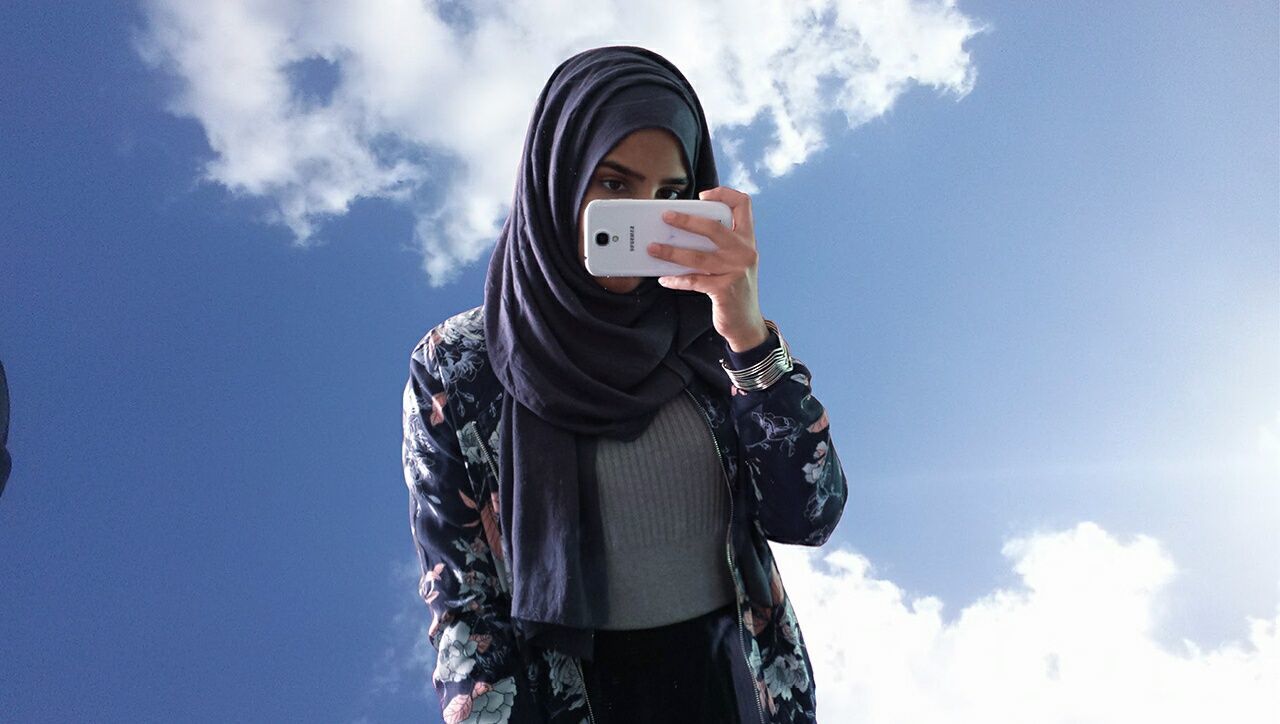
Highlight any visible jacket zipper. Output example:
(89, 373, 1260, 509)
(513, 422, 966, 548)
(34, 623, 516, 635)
(684, 387, 769, 724)
(465, 421, 598, 724)
(574, 658, 597, 724)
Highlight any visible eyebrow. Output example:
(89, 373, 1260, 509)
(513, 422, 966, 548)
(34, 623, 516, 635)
(597, 160, 689, 186)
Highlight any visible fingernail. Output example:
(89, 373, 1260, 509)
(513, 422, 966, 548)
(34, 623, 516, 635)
(662, 211, 676, 221)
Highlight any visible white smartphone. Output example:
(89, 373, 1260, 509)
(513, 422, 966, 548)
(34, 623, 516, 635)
(582, 198, 733, 277)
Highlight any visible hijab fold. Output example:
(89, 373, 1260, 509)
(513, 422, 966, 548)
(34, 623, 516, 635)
(482, 46, 732, 660)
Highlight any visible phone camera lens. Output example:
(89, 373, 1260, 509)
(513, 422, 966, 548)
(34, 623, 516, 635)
(594, 232, 609, 246)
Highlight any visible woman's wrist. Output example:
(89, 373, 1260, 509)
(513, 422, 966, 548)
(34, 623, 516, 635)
(723, 319, 771, 353)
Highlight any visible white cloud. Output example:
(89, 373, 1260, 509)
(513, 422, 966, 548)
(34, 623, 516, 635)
(135, 0, 985, 286)
(774, 521, 1279, 724)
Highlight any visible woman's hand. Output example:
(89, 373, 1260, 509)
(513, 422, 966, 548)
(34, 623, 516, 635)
(647, 186, 770, 352)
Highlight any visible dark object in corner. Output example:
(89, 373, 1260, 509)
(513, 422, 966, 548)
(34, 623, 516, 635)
(0, 360, 9, 498)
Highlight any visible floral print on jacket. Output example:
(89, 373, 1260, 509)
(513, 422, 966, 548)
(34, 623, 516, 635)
(402, 305, 848, 723)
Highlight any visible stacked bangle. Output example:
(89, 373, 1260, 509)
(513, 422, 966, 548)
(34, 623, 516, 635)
(719, 319, 794, 391)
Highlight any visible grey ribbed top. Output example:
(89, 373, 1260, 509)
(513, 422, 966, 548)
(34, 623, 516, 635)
(593, 392, 736, 630)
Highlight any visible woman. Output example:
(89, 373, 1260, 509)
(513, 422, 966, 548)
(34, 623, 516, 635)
(402, 46, 847, 724)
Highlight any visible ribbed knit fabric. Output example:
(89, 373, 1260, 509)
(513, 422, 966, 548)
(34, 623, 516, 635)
(593, 392, 736, 630)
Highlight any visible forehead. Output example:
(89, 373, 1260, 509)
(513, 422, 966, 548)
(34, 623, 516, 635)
(600, 128, 688, 171)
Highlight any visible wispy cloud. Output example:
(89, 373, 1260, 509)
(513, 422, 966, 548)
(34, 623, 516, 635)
(371, 522, 1277, 722)
(134, 0, 985, 285)
(1258, 411, 1280, 473)
(360, 559, 437, 711)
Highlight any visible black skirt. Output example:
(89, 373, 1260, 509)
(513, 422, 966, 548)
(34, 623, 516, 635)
(578, 601, 745, 724)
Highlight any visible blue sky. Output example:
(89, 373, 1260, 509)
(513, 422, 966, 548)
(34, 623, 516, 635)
(1, 1, 1276, 722)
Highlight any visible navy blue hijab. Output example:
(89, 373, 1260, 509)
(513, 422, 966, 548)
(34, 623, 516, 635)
(482, 46, 731, 659)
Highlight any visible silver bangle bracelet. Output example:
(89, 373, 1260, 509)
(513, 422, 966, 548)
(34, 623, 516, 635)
(719, 319, 794, 391)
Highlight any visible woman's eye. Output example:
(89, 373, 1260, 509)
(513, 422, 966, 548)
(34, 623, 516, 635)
(659, 188, 684, 200)
(602, 179, 625, 192)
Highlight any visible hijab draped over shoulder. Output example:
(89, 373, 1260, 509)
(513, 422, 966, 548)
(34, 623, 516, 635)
(482, 45, 731, 660)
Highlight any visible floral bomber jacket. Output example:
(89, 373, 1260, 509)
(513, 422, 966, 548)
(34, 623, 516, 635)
(401, 305, 848, 724)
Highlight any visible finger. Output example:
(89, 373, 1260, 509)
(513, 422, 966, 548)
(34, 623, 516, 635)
(657, 273, 712, 293)
(698, 186, 753, 236)
(661, 210, 734, 247)
(648, 242, 729, 274)
(659, 273, 737, 299)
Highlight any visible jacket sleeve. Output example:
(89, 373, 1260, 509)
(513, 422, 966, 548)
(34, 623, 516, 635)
(402, 336, 539, 723)
(723, 329, 848, 546)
